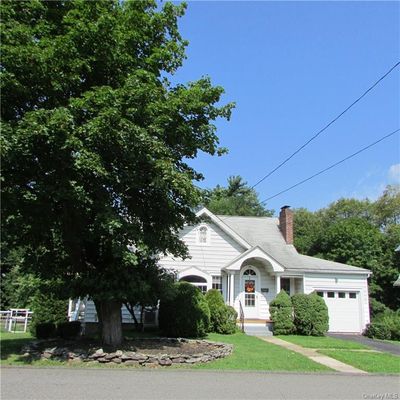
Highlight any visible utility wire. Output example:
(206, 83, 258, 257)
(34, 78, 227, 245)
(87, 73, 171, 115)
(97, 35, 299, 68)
(252, 61, 400, 189)
(260, 128, 400, 204)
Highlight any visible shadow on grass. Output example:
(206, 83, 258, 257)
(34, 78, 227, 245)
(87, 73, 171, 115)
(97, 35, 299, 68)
(1, 335, 34, 362)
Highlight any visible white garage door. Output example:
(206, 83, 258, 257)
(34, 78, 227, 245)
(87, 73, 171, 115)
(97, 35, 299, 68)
(316, 291, 361, 333)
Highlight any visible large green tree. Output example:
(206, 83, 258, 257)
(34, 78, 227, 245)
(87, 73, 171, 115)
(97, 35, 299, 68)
(203, 176, 273, 216)
(1, 0, 234, 345)
(293, 186, 400, 310)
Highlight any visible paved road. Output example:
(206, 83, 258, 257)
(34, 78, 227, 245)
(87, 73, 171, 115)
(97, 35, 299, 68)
(1, 367, 399, 400)
(328, 333, 400, 355)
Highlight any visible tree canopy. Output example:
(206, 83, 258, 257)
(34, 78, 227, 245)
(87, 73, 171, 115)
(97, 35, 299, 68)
(294, 185, 400, 310)
(202, 176, 274, 216)
(1, 0, 234, 345)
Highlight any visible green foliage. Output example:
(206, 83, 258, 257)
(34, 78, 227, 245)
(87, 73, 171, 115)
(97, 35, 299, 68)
(1, 0, 234, 345)
(366, 310, 400, 341)
(293, 186, 400, 310)
(35, 322, 57, 339)
(158, 282, 210, 337)
(56, 321, 81, 339)
(269, 290, 294, 335)
(29, 293, 68, 336)
(291, 293, 329, 336)
(205, 289, 237, 334)
(203, 176, 273, 216)
(369, 298, 389, 319)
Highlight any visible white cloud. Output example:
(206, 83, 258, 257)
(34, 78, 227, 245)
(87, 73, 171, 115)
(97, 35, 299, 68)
(388, 164, 400, 183)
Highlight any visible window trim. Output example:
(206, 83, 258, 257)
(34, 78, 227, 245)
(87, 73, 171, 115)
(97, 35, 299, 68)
(197, 224, 210, 245)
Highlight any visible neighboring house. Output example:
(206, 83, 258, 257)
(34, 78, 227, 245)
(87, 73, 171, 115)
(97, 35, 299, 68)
(394, 245, 400, 287)
(76, 206, 371, 334)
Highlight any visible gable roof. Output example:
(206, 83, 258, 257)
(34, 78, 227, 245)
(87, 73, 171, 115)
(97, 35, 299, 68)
(216, 214, 370, 275)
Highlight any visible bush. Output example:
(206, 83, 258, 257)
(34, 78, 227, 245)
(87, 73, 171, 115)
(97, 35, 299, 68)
(29, 293, 68, 337)
(35, 322, 56, 339)
(291, 293, 329, 336)
(269, 290, 294, 335)
(365, 321, 391, 340)
(365, 310, 400, 340)
(369, 298, 389, 319)
(159, 282, 210, 338)
(57, 321, 81, 339)
(205, 289, 237, 334)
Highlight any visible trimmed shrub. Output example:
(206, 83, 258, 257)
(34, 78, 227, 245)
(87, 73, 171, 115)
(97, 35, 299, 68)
(29, 293, 68, 337)
(35, 322, 56, 339)
(269, 290, 294, 335)
(159, 282, 210, 338)
(291, 293, 329, 336)
(369, 298, 389, 319)
(205, 289, 237, 334)
(57, 321, 81, 339)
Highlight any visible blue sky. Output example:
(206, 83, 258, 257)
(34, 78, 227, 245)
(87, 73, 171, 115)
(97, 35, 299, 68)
(170, 1, 399, 213)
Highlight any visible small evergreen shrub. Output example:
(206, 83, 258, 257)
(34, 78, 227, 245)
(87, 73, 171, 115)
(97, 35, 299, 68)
(57, 321, 81, 339)
(365, 310, 400, 340)
(291, 293, 329, 336)
(158, 282, 210, 338)
(269, 290, 294, 335)
(35, 322, 56, 339)
(205, 289, 237, 334)
(29, 293, 68, 337)
(365, 321, 391, 340)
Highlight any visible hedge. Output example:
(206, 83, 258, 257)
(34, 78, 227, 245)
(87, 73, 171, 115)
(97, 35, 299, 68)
(269, 290, 294, 335)
(205, 289, 237, 334)
(291, 293, 329, 336)
(365, 310, 400, 340)
(158, 282, 210, 338)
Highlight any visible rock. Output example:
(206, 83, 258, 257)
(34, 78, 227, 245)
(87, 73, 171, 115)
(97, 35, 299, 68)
(97, 357, 110, 363)
(171, 357, 185, 363)
(158, 358, 172, 366)
(185, 358, 200, 364)
(112, 358, 122, 364)
(121, 352, 136, 361)
(42, 352, 52, 359)
(115, 350, 123, 357)
(105, 352, 117, 360)
(124, 360, 139, 366)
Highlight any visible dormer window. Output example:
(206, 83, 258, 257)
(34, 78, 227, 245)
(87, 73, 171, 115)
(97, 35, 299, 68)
(198, 225, 209, 245)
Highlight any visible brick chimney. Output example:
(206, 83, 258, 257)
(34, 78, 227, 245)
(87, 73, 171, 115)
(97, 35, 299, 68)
(279, 205, 293, 244)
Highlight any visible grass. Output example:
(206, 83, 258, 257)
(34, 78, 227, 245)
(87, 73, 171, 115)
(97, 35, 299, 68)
(319, 349, 400, 374)
(0, 328, 330, 372)
(192, 333, 331, 372)
(376, 339, 400, 346)
(276, 335, 370, 349)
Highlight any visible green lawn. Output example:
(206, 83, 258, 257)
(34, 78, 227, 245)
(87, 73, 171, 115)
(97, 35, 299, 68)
(1, 329, 330, 372)
(277, 335, 370, 349)
(192, 333, 331, 372)
(319, 349, 400, 374)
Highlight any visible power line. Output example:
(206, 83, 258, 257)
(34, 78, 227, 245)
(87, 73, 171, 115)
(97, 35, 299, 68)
(252, 61, 400, 189)
(260, 128, 400, 204)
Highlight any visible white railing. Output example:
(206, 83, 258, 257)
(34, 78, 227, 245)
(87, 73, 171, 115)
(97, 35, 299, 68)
(1, 309, 33, 333)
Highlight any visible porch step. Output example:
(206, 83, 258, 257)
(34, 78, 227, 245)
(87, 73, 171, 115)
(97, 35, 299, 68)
(243, 324, 273, 337)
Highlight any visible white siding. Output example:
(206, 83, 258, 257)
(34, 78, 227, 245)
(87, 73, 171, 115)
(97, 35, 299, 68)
(304, 273, 370, 333)
(159, 222, 245, 276)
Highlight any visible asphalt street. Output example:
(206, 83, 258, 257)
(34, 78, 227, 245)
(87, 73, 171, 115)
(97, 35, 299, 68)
(1, 367, 399, 400)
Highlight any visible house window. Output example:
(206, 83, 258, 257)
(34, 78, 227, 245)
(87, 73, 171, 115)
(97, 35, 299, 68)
(317, 291, 324, 297)
(338, 292, 346, 299)
(349, 292, 357, 299)
(281, 278, 291, 294)
(212, 276, 222, 292)
(198, 226, 208, 244)
(327, 292, 335, 298)
(180, 275, 208, 294)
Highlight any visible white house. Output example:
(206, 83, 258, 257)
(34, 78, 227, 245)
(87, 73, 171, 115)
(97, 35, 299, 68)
(78, 206, 371, 334)
(158, 206, 371, 334)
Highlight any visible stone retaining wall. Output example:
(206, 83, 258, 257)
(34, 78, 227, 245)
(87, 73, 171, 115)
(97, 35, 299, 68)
(22, 338, 233, 367)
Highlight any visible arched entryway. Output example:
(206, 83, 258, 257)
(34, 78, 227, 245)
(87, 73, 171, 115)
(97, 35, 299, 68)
(179, 275, 208, 294)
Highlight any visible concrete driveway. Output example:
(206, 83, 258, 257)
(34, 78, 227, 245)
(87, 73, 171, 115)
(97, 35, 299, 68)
(1, 367, 399, 400)
(328, 333, 400, 355)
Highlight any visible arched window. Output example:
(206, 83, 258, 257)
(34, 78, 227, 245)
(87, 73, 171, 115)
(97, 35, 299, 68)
(198, 225, 208, 244)
(180, 275, 208, 294)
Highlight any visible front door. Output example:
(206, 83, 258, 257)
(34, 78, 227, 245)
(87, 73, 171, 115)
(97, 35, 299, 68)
(241, 268, 259, 319)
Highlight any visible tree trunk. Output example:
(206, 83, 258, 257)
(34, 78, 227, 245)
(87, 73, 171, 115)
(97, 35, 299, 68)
(95, 300, 123, 347)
